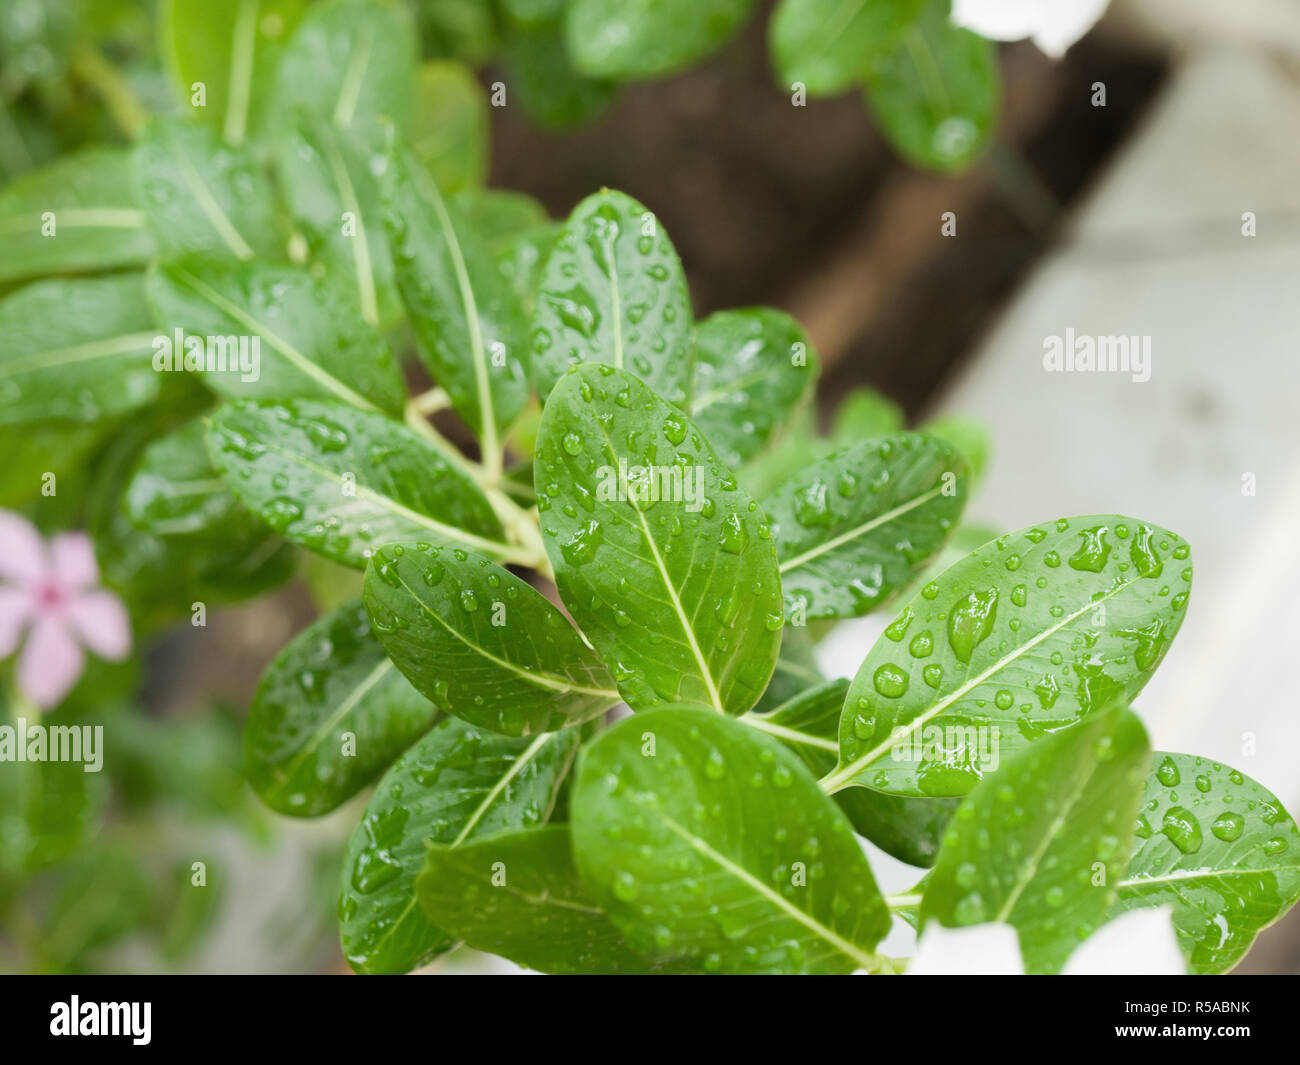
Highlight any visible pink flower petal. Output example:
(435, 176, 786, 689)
(0, 585, 33, 657)
(17, 614, 85, 710)
(63, 589, 132, 660)
(0, 509, 49, 585)
(50, 531, 100, 591)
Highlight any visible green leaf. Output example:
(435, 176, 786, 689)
(690, 307, 818, 470)
(133, 118, 283, 261)
(40, 845, 152, 972)
(531, 189, 693, 406)
(737, 404, 824, 499)
(124, 418, 261, 538)
(828, 515, 1192, 796)
(159, 0, 305, 146)
(771, 0, 924, 96)
(923, 413, 990, 485)
(146, 256, 405, 413)
(500, 224, 561, 315)
(274, 112, 401, 327)
(339, 717, 579, 974)
(920, 707, 1150, 974)
(566, 0, 754, 80)
(508, 20, 617, 129)
(1112, 753, 1300, 974)
(88, 409, 297, 627)
(415, 0, 500, 64)
(744, 678, 957, 866)
(830, 386, 904, 445)
(409, 60, 488, 194)
(751, 625, 824, 715)
(454, 188, 550, 252)
(0, 723, 106, 876)
(271, 0, 417, 141)
(0, 423, 109, 508)
(244, 599, 439, 816)
(0, 275, 159, 429)
(363, 542, 618, 736)
(205, 398, 515, 570)
(767, 432, 968, 621)
(572, 708, 891, 973)
(0, 147, 155, 283)
(864, 0, 999, 173)
(536, 364, 782, 713)
(418, 825, 657, 973)
(381, 142, 530, 452)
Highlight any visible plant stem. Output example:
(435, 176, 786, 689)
(410, 386, 450, 415)
(70, 44, 147, 140)
(403, 399, 551, 576)
(885, 892, 923, 911)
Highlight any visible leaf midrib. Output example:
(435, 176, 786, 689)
(418, 164, 499, 463)
(823, 579, 1134, 792)
(646, 803, 881, 972)
(1120, 864, 1300, 890)
(168, 138, 255, 259)
(386, 565, 620, 703)
(268, 657, 395, 794)
(778, 483, 947, 575)
(224, 0, 259, 145)
(318, 125, 378, 324)
(173, 266, 376, 410)
(0, 331, 157, 376)
(589, 415, 723, 711)
(231, 432, 514, 559)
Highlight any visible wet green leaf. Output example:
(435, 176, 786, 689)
(382, 142, 530, 448)
(744, 678, 958, 866)
(0, 147, 155, 283)
(531, 189, 693, 406)
(572, 708, 891, 973)
(339, 717, 579, 974)
(566, 0, 753, 80)
(536, 364, 782, 714)
(206, 398, 512, 569)
(1112, 752, 1300, 974)
(124, 418, 263, 539)
(771, 0, 924, 96)
(418, 825, 657, 973)
(690, 307, 818, 469)
(921, 707, 1150, 974)
(829, 515, 1192, 796)
(146, 256, 405, 412)
(133, 118, 283, 261)
(245, 599, 439, 816)
(508, 19, 616, 129)
(864, 0, 999, 173)
(274, 112, 401, 327)
(159, 0, 305, 145)
(364, 542, 618, 736)
(767, 432, 967, 621)
(0, 275, 159, 429)
(271, 0, 416, 143)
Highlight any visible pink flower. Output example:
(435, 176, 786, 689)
(0, 510, 131, 710)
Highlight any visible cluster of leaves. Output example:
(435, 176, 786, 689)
(0, 0, 1000, 182)
(3, 0, 1296, 977)
(0, 688, 268, 973)
(438, 0, 1002, 170)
